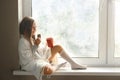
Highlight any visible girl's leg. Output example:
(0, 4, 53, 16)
(59, 49, 87, 69)
(48, 45, 62, 63)
(43, 62, 67, 75)
(47, 45, 67, 72)
(49, 45, 87, 69)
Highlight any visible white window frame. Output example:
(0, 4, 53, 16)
(18, 0, 32, 21)
(20, 0, 120, 66)
(107, 0, 120, 66)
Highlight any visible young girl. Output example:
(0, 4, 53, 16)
(18, 16, 86, 80)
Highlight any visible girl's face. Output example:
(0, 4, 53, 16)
(31, 22, 36, 36)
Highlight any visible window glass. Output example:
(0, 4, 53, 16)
(32, 0, 99, 57)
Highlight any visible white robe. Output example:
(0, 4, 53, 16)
(18, 35, 51, 80)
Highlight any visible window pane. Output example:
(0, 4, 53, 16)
(32, 0, 99, 57)
(114, 1, 120, 57)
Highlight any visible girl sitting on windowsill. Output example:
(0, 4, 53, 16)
(18, 16, 87, 80)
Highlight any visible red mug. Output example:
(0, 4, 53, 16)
(46, 37, 54, 48)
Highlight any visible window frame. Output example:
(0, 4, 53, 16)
(20, 0, 120, 66)
(107, 0, 120, 66)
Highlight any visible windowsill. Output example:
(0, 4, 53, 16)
(13, 67, 120, 76)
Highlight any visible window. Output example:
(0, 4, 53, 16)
(21, 0, 120, 66)
(32, 0, 99, 58)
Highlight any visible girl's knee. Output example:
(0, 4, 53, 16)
(43, 66, 54, 75)
(54, 45, 63, 50)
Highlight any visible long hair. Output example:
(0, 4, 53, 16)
(19, 17, 34, 40)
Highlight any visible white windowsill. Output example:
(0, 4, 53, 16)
(13, 67, 120, 76)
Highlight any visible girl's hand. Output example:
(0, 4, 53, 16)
(34, 38, 41, 46)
